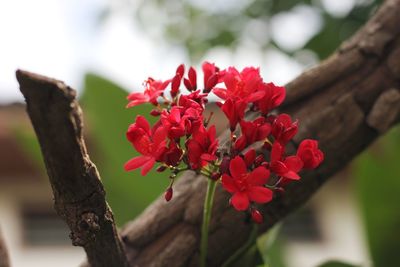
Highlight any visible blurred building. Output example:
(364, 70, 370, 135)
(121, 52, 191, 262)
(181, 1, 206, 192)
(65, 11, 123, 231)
(0, 104, 84, 267)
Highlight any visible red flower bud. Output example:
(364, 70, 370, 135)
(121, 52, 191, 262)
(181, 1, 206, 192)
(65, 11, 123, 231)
(176, 64, 185, 77)
(251, 209, 263, 224)
(262, 141, 272, 151)
(150, 109, 161, 116)
(164, 187, 173, 202)
(211, 172, 221, 181)
(219, 156, 230, 174)
(255, 155, 264, 166)
(156, 165, 167, 172)
(205, 73, 218, 91)
(188, 66, 197, 90)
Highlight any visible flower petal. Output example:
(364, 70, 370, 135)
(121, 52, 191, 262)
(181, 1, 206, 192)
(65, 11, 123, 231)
(284, 170, 300, 180)
(248, 186, 273, 203)
(271, 142, 283, 162)
(212, 88, 228, 100)
(141, 158, 155, 176)
(248, 166, 270, 185)
(229, 156, 247, 179)
(124, 156, 151, 171)
(231, 191, 249, 211)
(221, 174, 238, 193)
(285, 156, 303, 172)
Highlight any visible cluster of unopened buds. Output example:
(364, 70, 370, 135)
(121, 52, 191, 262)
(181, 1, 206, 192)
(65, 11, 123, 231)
(124, 62, 324, 224)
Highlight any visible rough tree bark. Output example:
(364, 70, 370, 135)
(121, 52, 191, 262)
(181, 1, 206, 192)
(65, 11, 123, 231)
(0, 228, 10, 267)
(16, 71, 129, 267)
(15, 0, 400, 266)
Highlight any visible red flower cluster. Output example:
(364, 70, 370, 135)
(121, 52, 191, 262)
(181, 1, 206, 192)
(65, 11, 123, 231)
(125, 62, 324, 224)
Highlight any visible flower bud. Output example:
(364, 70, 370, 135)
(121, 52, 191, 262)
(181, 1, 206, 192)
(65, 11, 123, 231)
(150, 109, 161, 116)
(156, 165, 167, 172)
(255, 155, 264, 166)
(211, 172, 221, 181)
(164, 187, 173, 202)
(219, 156, 230, 174)
(262, 141, 272, 151)
(251, 209, 263, 224)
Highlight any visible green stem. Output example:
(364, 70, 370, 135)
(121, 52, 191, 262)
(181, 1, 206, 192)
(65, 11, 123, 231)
(200, 179, 217, 267)
(221, 224, 259, 267)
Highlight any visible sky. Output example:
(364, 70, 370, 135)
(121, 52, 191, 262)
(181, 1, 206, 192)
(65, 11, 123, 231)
(0, 0, 356, 104)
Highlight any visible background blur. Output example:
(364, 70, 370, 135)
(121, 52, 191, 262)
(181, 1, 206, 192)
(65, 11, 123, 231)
(1, 0, 399, 266)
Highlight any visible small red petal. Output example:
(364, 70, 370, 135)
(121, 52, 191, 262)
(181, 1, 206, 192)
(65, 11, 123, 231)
(176, 64, 185, 77)
(188, 66, 197, 89)
(183, 78, 193, 91)
(150, 109, 161, 116)
(251, 209, 263, 224)
(165, 187, 173, 202)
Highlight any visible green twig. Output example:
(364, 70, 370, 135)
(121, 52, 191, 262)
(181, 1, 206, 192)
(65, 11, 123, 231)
(200, 179, 217, 267)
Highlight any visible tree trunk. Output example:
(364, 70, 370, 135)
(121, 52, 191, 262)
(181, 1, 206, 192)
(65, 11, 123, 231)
(16, 0, 400, 266)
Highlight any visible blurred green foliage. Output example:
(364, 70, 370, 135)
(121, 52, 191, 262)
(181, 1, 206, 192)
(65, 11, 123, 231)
(355, 126, 400, 267)
(81, 74, 167, 225)
(133, 0, 382, 62)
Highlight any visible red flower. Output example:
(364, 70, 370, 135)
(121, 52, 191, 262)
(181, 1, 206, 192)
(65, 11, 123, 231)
(270, 142, 303, 180)
(127, 78, 170, 107)
(219, 98, 247, 132)
(161, 106, 186, 139)
(243, 149, 256, 167)
(297, 139, 324, 169)
(184, 66, 197, 91)
(186, 125, 218, 169)
(202, 62, 219, 91)
(162, 141, 183, 167)
(213, 66, 265, 103)
(221, 156, 272, 211)
(125, 116, 168, 175)
(234, 117, 271, 151)
(178, 90, 207, 112)
(255, 83, 286, 115)
(171, 64, 185, 98)
(271, 114, 298, 144)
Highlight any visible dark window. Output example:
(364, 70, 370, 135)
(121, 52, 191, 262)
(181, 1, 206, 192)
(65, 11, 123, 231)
(280, 207, 323, 242)
(21, 206, 71, 246)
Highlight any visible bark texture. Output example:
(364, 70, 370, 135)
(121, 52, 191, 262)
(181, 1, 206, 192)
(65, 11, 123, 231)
(15, 0, 400, 266)
(0, 229, 10, 267)
(16, 71, 129, 267)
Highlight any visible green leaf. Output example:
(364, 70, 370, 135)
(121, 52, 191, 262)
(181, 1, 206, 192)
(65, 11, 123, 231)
(354, 126, 400, 267)
(317, 260, 359, 267)
(12, 125, 45, 174)
(80, 73, 167, 225)
(257, 225, 287, 267)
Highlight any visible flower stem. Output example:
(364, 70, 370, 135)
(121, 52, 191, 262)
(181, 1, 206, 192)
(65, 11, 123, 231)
(200, 178, 217, 267)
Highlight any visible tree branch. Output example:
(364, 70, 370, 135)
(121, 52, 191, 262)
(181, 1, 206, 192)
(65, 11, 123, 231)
(16, 70, 129, 267)
(0, 228, 10, 267)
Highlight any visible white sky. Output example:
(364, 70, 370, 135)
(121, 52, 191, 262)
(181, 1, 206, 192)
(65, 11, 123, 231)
(0, 0, 355, 104)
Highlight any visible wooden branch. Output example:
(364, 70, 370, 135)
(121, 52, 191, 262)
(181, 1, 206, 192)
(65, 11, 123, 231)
(119, 0, 400, 266)
(16, 71, 129, 267)
(0, 229, 10, 267)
